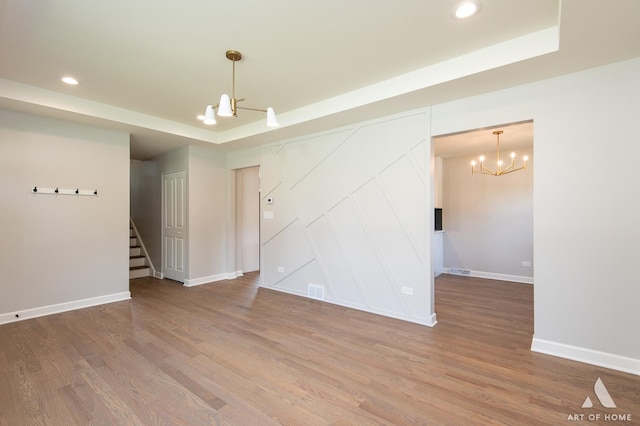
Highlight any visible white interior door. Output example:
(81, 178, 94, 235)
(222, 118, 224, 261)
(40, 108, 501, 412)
(162, 170, 186, 282)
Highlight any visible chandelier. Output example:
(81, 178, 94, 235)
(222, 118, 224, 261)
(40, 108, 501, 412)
(202, 50, 279, 127)
(470, 130, 528, 176)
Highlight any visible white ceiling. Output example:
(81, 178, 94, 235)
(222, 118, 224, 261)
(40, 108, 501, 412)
(434, 120, 533, 159)
(1, 0, 639, 159)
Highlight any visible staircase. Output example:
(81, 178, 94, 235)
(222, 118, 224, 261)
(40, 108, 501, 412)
(130, 226, 151, 279)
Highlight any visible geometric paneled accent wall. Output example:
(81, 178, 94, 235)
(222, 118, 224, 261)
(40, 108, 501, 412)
(260, 110, 436, 325)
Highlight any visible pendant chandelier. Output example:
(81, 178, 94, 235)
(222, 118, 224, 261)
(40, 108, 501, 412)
(202, 50, 279, 127)
(470, 130, 528, 176)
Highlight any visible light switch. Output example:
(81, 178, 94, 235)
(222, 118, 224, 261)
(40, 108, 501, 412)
(264, 211, 274, 219)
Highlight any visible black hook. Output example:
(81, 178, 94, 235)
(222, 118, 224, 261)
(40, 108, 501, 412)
(94, 190, 98, 195)
(55, 188, 59, 194)
(75, 189, 79, 194)
(33, 186, 37, 193)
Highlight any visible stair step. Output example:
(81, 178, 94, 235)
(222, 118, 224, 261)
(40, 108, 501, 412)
(129, 223, 150, 279)
(129, 266, 150, 279)
(129, 255, 147, 268)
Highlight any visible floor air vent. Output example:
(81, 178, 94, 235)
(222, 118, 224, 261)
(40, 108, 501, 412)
(308, 284, 325, 301)
(449, 268, 471, 276)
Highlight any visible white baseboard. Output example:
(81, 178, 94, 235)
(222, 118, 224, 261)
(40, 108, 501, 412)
(260, 285, 438, 327)
(427, 313, 438, 327)
(0, 291, 131, 325)
(444, 268, 533, 285)
(183, 272, 239, 287)
(531, 337, 640, 376)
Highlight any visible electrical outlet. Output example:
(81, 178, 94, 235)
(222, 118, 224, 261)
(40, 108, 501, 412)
(522, 261, 532, 267)
(401, 286, 413, 295)
(277, 266, 284, 273)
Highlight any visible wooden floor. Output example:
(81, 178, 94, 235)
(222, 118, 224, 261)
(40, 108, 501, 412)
(1, 274, 638, 425)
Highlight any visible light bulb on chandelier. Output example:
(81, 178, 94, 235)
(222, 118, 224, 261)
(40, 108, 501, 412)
(470, 130, 528, 176)
(201, 50, 279, 128)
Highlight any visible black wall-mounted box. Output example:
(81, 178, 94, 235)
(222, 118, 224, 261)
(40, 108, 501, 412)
(435, 208, 442, 231)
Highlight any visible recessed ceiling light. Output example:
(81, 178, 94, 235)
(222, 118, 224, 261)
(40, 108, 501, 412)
(455, 1, 482, 19)
(62, 76, 79, 85)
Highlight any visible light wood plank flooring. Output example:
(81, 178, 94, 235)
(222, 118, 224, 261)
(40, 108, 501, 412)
(1, 273, 638, 425)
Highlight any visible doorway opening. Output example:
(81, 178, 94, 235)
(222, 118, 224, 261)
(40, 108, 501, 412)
(431, 120, 534, 323)
(234, 166, 260, 275)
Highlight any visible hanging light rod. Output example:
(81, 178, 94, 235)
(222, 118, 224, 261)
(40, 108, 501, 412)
(470, 130, 528, 176)
(202, 50, 279, 128)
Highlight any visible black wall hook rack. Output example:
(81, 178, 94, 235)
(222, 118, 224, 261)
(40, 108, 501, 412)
(31, 186, 99, 196)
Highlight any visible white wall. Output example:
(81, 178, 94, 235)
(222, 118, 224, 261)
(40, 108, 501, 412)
(186, 145, 227, 285)
(1, 109, 130, 323)
(227, 147, 261, 170)
(434, 156, 443, 208)
(442, 153, 533, 282)
(431, 57, 640, 374)
(259, 111, 435, 326)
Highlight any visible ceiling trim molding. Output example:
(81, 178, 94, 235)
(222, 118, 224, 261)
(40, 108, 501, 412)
(0, 26, 558, 149)
(0, 78, 220, 145)
(215, 27, 559, 145)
